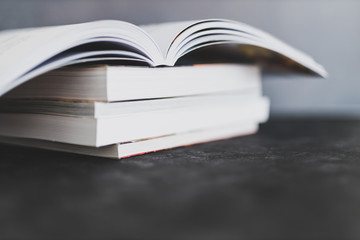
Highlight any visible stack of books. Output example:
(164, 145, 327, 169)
(0, 19, 326, 159)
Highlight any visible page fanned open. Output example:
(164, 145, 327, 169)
(0, 19, 327, 97)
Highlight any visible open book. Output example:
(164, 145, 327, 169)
(3, 64, 260, 101)
(0, 19, 327, 96)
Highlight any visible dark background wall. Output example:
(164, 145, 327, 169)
(1, 0, 359, 118)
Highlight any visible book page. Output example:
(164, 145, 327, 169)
(140, 20, 199, 58)
(4, 49, 151, 95)
(0, 21, 162, 96)
(0, 25, 71, 93)
(0, 18, 327, 98)
(142, 19, 327, 77)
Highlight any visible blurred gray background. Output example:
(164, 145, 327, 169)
(0, 0, 359, 118)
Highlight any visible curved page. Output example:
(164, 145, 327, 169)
(141, 19, 327, 77)
(0, 19, 327, 97)
(0, 20, 162, 96)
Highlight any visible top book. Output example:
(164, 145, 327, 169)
(0, 19, 327, 96)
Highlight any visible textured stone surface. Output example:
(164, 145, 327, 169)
(1, 120, 360, 239)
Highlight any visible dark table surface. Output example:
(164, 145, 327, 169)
(1, 120, 360, 240)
